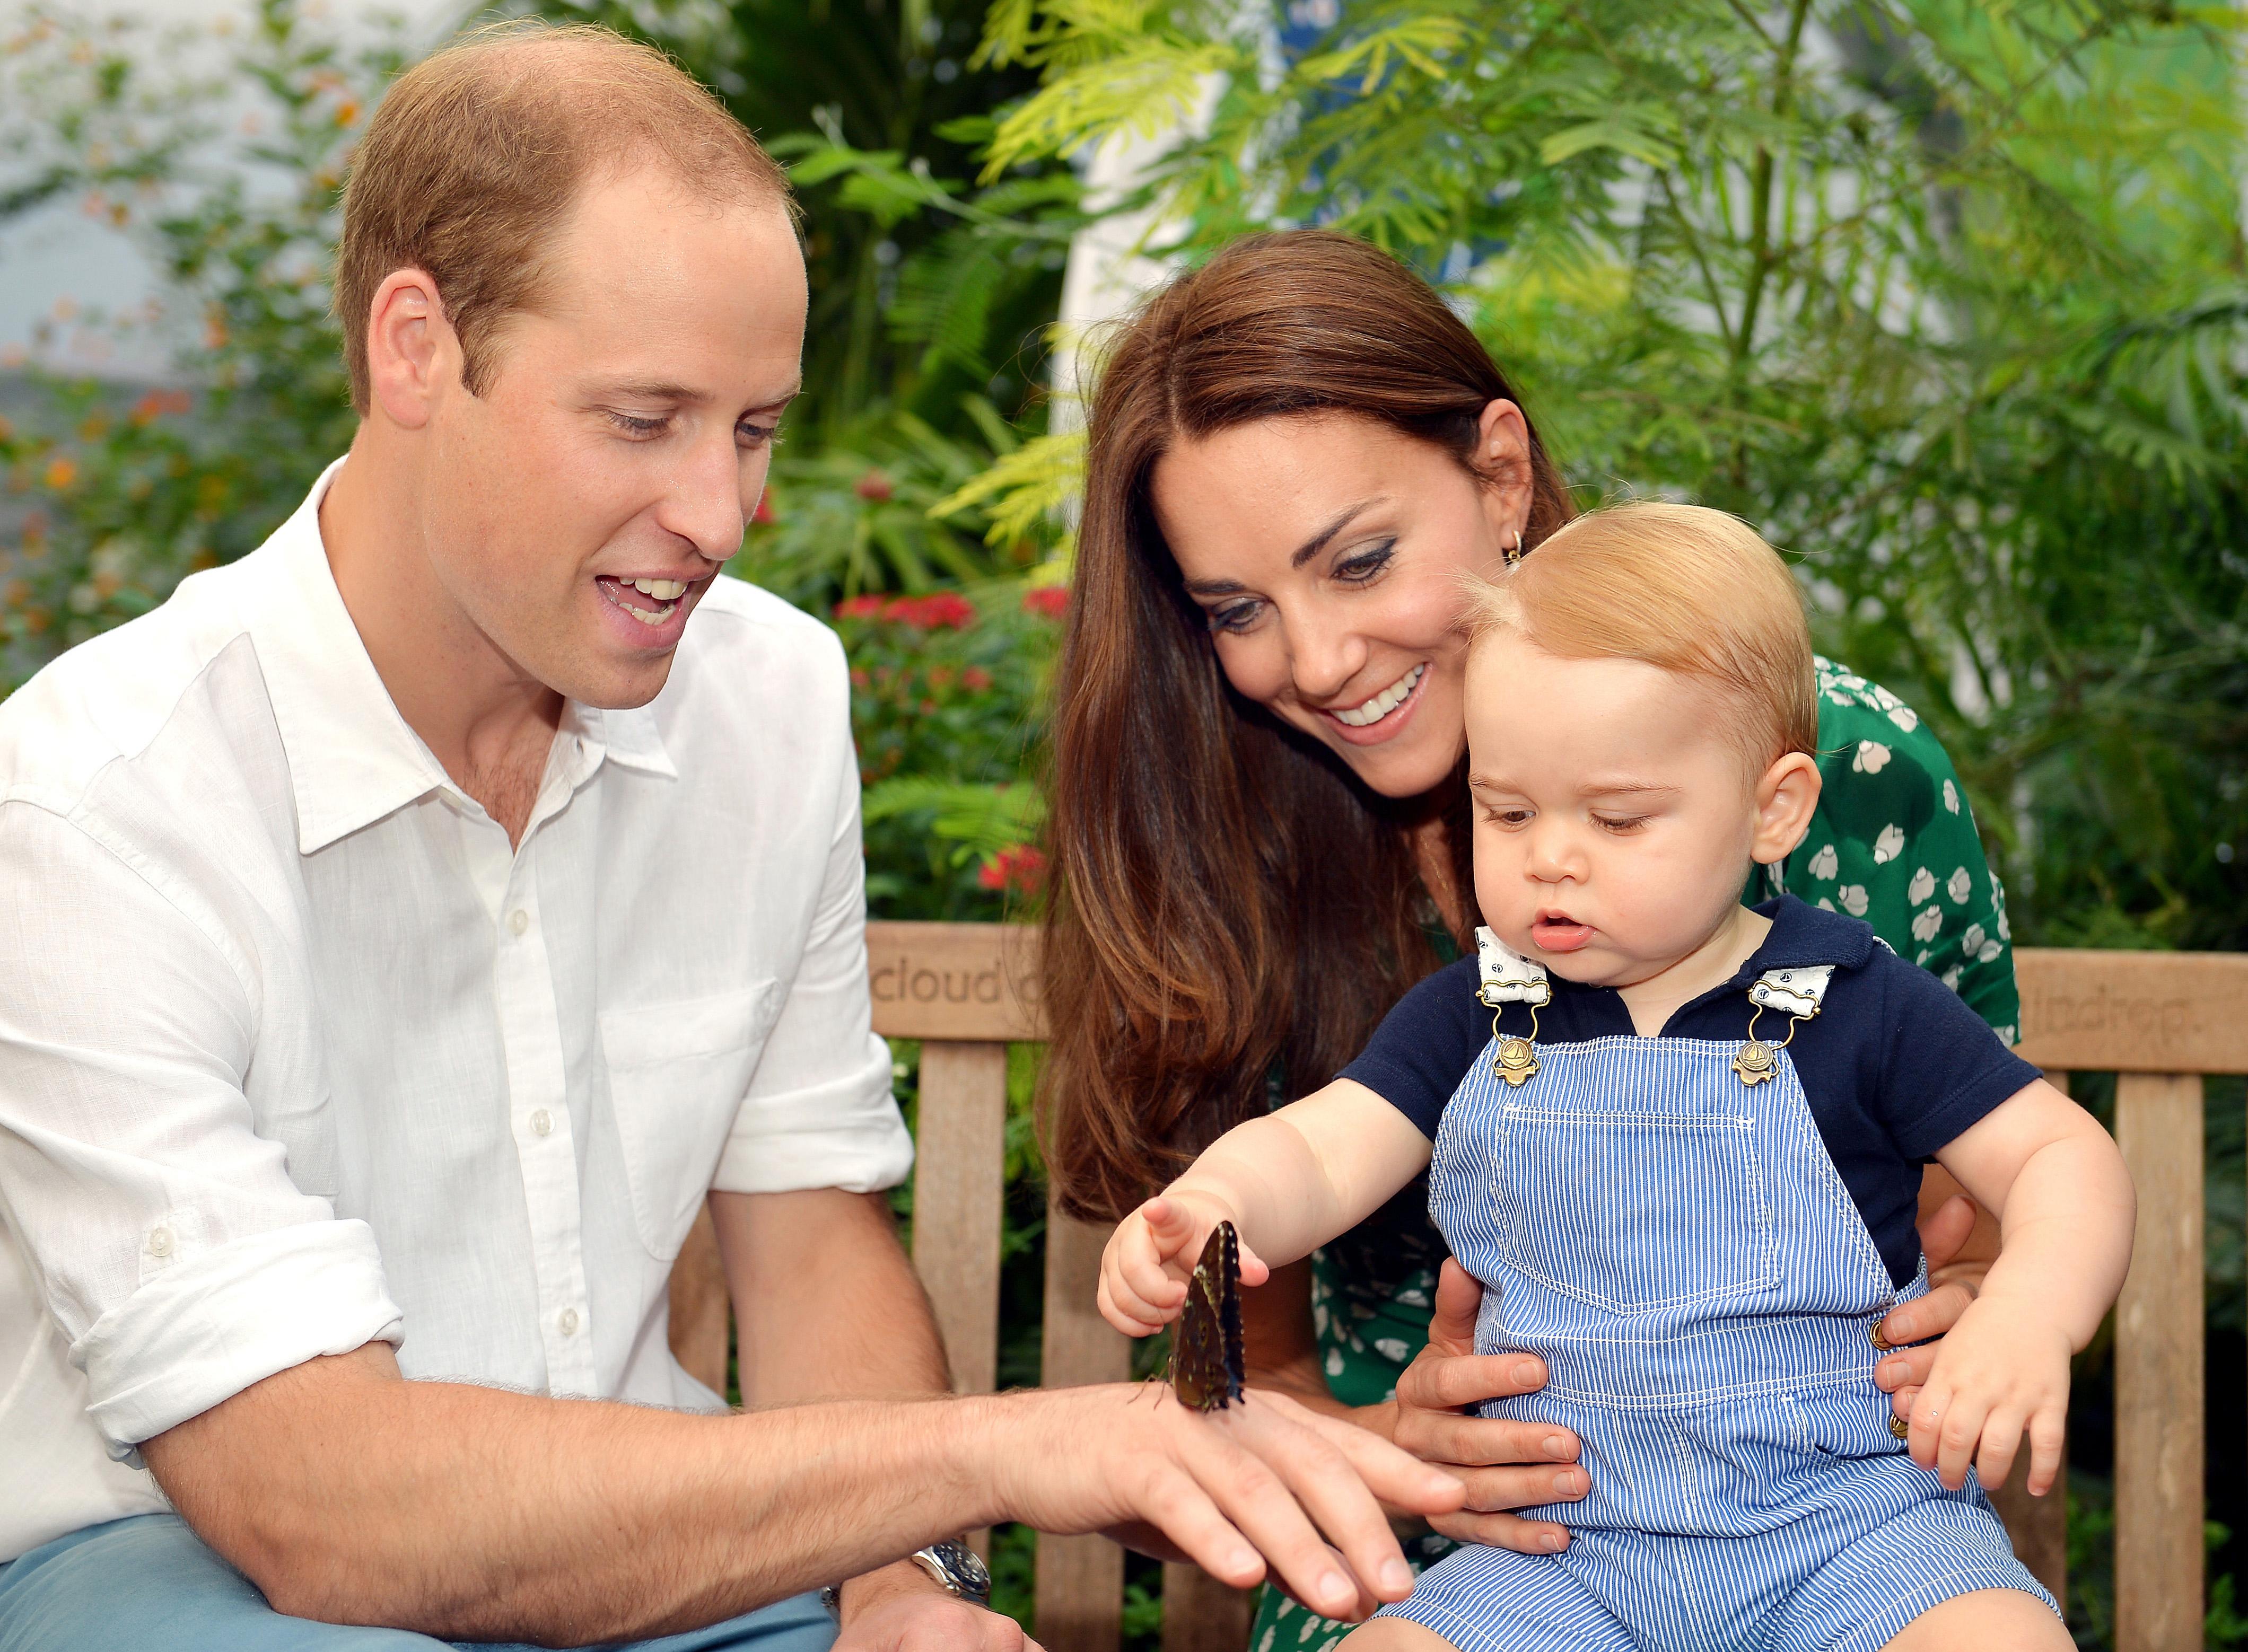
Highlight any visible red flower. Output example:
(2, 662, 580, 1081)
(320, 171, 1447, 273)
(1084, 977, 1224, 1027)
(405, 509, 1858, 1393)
(962, 667, 992, 692)
(854, 470, 894, 503)
(849, 667, 869, 687)
(835, 594, 887, 620)
(977, 843, 1048, 897)
(1021, 585, 1069, 619)
(751, 495, 776, 525)
(886, 592, 976, 630)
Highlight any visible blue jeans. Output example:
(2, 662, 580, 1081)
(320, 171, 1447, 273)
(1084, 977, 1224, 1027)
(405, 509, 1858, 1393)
(0, 1515, 837, 1652)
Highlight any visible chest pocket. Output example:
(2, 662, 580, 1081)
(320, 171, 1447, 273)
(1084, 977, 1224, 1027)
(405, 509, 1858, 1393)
(602, 982, 783, 1260)
(1491, 1096, 1779, 1315)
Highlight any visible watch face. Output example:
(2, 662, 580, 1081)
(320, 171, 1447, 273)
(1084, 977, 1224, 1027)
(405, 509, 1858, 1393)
(928, 1539, 992, 1600)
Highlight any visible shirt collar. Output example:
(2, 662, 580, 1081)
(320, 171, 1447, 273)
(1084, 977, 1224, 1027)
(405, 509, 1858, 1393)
(573, 701, 677, 779)
(1743, 893, 1876, 973)
(248, 460, 451, 856)
(246, 460, 677, 856)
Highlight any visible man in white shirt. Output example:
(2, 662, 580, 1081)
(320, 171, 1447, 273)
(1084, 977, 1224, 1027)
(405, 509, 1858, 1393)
(0, 22, 1458, 1652)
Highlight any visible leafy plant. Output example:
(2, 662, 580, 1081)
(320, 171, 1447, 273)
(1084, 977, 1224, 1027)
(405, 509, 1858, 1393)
(959, 0, 2247, 954)
(826, 578, 1064, 916)
(1, 0, 397, 695)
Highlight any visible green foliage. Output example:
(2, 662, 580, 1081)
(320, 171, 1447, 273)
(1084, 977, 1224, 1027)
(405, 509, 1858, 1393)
(0, 0, 394, 695)
(743, 398, 1039, 605)
(530, 0, 1078, 442)
(826, 580, 1063, 916)
(963, 0, 2248, 953)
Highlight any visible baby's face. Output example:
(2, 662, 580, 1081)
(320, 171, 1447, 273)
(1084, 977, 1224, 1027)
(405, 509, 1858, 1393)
(1465, 632, 1768, 988)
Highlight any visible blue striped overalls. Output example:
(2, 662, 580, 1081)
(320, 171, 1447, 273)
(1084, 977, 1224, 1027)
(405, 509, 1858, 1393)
(1379, 933, 2055, 1652)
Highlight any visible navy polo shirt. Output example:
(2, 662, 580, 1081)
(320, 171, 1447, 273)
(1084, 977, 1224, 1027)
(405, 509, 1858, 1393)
(1341, 896, 2040, 1286)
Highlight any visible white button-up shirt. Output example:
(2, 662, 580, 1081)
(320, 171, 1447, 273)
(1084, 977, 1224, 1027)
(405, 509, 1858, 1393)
(0, 463, 912, 1561)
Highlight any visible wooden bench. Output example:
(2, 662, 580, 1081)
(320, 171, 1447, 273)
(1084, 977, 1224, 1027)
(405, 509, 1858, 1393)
(668, 928, 2248, 1652)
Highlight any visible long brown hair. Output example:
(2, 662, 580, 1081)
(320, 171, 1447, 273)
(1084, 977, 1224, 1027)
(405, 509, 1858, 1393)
(1038, 229, 1576, 1220)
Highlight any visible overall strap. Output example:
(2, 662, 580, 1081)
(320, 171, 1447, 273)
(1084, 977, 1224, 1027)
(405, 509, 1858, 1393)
(1474, 928, 1552, 1007)
(1474, 928, 1550, 1087)
(1734, 963, 1838, 1085)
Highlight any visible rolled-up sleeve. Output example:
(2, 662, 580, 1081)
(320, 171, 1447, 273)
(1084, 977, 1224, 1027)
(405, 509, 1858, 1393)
(711, 687, 912, 1198)
(0, 802, 403, 1456)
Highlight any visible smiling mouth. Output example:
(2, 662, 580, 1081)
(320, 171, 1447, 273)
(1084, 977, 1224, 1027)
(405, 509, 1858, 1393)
(1329, 663, 1427, 728)
(597, 575, 698, 627)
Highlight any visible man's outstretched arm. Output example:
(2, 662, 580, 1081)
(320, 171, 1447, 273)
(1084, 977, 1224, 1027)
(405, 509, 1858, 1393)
(143, 1343, 1463, 1642)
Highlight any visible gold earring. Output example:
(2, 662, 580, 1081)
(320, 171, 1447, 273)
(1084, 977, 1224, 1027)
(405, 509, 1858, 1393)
(1502, 528, 1527, 568)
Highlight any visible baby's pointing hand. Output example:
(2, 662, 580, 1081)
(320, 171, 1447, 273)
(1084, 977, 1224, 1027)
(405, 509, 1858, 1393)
(1097, 1195, 1268, 1338)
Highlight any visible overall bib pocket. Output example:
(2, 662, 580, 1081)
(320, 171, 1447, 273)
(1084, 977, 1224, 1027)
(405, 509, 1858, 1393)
(1493, 1101, 1778, 1314)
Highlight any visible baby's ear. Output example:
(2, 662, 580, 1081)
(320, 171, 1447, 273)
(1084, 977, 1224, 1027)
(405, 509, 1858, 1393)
(1751, 751, 1822, 866)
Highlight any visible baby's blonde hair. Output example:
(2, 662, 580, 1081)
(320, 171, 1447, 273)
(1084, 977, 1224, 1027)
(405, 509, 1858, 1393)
(1465, 502, 1818, 772)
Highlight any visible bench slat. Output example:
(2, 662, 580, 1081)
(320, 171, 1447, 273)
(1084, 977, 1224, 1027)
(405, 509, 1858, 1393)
(1038, 1205, 1131, 1649)
(913, 1041, 1011, 1395)
(1160, 1565, 1255, 1651)
(2113, 1071, 2205, 1652)
(2015, 948, 2248, 1073)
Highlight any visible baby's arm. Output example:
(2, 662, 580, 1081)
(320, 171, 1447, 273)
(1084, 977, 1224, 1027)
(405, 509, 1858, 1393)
(1914, 1077, 2134, 1493)
(1098, 1079, 1434, 1338)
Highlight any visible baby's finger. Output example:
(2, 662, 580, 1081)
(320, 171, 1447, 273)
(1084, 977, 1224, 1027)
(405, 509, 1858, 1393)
(1236, 1234, 1272, 1289)
(1934, 1390, 1987, 1491)
(2026, 1408, 2066, 1498)
(1905, 1382, 1947, 1473)
(1097, 1269, 1171, 1338)
(1141, 1197, 1197, 1252)
(1972, 1405, 2025, 1493)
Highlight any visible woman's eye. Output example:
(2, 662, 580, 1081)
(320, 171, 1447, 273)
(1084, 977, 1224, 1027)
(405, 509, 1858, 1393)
(1208, 600, 1263, 634)
(607, 411, 671, 438)
(738, 420, 781, 449)
(1333, 540, 1396, 583)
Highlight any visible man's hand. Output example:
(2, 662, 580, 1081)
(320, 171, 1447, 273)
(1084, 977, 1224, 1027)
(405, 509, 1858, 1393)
(834, 1562, 1039, 1652)
(1389, 1260, 1585, 1554)
(991, 1382, 1462, 1624)
(1099, 1194, 1269, 1337)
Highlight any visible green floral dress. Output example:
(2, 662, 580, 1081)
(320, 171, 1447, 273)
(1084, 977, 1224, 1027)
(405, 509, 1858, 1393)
(1248, 659, 2021, 1652)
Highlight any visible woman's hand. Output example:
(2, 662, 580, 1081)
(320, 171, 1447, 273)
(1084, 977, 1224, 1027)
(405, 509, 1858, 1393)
(1873, 1185, 1993, 1421)
(1388, 1260, 1586, 1554)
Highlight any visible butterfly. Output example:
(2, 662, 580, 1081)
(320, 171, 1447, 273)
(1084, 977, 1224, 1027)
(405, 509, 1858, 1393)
(1169, 1220, 1246, 1412)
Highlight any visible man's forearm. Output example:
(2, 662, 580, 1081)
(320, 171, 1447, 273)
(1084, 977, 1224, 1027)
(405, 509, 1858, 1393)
(145, 1343, 1019, 1644)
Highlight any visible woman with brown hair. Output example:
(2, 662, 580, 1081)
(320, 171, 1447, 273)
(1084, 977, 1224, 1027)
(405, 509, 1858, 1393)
(1038, 229, 2022, 1648)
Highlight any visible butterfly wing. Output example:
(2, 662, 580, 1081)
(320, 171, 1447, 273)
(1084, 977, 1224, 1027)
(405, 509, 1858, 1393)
(1169, 1220, 1247, 1412)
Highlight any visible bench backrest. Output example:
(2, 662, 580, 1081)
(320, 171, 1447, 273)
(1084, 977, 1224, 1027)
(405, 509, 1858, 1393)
(670, 929, 2248, 1652)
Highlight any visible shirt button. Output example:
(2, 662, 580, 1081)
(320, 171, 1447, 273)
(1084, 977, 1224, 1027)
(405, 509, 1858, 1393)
(508, 909, 529, 936)
(530, 1109, 553, 1137)
(557, 1308, 580, 1337)
(147, 1226, 173, 1258)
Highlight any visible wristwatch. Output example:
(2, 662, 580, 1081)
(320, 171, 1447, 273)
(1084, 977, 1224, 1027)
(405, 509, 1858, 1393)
(819, 1539, 993, 1619)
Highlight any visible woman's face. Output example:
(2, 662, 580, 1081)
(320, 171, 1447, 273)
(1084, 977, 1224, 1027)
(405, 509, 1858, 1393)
(1150, 406, 1533, 799)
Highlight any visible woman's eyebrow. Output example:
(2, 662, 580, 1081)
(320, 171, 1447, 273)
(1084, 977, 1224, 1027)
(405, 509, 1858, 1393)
(1180, 576, 1249, 597)
(1291, 496, 1390, 567)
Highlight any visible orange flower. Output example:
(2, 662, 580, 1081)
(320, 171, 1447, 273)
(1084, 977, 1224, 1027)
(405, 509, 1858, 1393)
(42, 457, 77, 491)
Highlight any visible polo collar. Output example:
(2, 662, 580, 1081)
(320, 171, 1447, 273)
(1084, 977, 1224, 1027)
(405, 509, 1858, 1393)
(246, 460, 677, 856)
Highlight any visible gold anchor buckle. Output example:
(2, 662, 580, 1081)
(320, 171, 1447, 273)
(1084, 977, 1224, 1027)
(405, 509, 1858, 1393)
(1733, 1003, 1801, 1088)
(1493, 1035, 1538, 1087)
(1486, 999, 1541, 1087)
